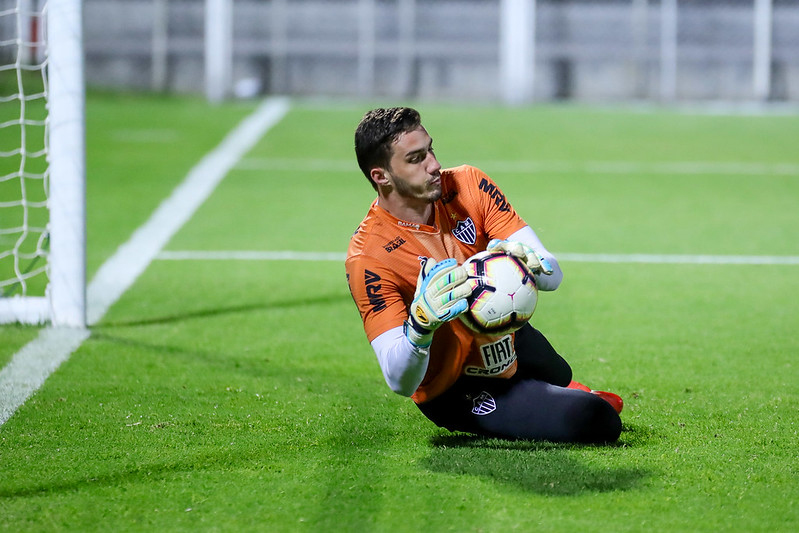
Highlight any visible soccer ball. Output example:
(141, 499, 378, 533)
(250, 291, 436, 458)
(459, 250, 538, 335)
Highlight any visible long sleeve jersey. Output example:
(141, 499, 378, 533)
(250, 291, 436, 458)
(345, 165, 561, 403)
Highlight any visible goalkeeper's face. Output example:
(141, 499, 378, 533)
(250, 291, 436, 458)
(383, 126, 442, 204)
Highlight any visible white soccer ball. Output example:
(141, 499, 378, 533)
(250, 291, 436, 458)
(459, 250, 538, 335)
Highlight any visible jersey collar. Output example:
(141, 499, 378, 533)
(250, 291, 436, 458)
(372, 198, 439, 233)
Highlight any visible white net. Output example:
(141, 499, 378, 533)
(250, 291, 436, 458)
(0, 0, 49, 301)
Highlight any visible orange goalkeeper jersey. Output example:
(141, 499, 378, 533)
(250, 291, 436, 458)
(346, 165, 528, 403)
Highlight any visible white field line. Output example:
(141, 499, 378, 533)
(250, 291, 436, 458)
(0, 97, 291, 427)
(234, 157, 799, 177)
(155, 250, 799, 266)
(557, 253, 799, 265)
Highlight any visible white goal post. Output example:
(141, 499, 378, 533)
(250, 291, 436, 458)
(0, 0, 86, 327)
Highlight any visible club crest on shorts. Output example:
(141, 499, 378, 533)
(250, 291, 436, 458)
(452, 217, 476, 245)
(471, 391, 496, 416)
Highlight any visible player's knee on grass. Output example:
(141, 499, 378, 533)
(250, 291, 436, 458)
(485, 384, 621, 443)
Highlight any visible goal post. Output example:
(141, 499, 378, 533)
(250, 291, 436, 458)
(0, 0, 86, 327)
(47, 0, 86, 327)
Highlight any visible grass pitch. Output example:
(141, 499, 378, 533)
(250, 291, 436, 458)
(1, 94, 798, 532)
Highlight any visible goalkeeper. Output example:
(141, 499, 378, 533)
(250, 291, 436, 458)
(345, 107, 622, 443)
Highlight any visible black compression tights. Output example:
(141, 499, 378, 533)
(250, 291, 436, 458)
(417, 325, 622, 444)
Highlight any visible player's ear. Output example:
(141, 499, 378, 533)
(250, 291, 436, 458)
(370, 167, 390, 187)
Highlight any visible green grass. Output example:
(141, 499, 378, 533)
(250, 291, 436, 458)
(1, 95, 798, 531)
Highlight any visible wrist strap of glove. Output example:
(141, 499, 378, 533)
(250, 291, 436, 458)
(404, 316, 433, 348)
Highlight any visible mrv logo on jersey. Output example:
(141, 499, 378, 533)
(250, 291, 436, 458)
(364, 269, 386, 312)
(465, 335, 516, 376)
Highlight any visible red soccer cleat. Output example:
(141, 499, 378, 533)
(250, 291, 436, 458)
(590, 389, 624, 414)
(568, 381, 624, 414)
(567, 380, 591, 392)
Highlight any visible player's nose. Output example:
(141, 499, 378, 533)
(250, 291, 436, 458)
(426, 152, 441, 174)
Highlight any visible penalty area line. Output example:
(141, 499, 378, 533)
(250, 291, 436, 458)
(0, 98, 291, 428)
(155, 250, 799, 266)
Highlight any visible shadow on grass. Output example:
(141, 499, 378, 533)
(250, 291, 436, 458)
(421, 431, 650, 495)
(0, 449, 249, 500)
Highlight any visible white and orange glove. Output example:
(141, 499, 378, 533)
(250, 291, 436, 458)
(404, 258, 471, 348)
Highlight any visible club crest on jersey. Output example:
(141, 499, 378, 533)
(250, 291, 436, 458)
(452, 217, 476, 245)
(471, 391, 497, 416)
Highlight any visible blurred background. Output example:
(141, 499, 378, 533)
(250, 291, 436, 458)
(4, 0, 798, 105)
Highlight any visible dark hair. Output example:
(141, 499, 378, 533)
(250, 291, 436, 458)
(354, 107, 421, 190)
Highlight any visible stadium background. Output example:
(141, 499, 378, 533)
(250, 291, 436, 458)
(64, 0, 799, 103)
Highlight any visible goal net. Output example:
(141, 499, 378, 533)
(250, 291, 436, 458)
(0, 0, 85, 326)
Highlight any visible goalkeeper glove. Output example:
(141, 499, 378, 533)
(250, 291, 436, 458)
(486, 239, 554, 275)
(404, 258, 471, 348)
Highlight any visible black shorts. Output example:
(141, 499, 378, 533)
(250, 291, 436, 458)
(416, 324, 622, 443)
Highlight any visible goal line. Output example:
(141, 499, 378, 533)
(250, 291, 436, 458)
(155, 250, 799, 266)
